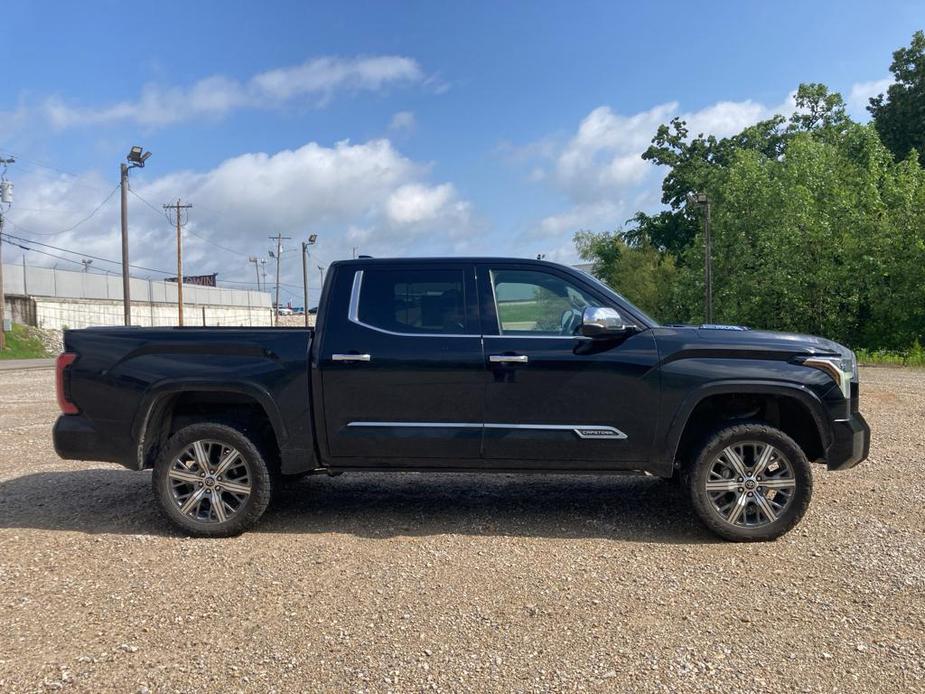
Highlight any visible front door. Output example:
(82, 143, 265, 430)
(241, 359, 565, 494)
(478, 263, 659, 468)
(319, 262, 484, 464)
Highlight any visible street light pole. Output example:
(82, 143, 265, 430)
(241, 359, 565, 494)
(689, 192, 714, 324)
(704, 196, 713, 324)
(119, 146, 152, 326)
(268, 234, 291, 327)
(302, 234, 317, 328)
(249, 256, 261, 292)
(120, 162, 130, 325)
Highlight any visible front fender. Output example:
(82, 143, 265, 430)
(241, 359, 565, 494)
(657, 379, 832, 470)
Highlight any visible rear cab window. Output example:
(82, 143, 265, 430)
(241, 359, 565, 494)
(356, 268, 470, 335)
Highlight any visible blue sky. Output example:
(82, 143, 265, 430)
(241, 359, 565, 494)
(1, 1, 920, 300)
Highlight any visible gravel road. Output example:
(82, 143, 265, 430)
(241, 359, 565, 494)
(0, 366, 923, 693)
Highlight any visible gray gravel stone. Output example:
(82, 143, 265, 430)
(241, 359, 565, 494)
(0, 366, 922, 692)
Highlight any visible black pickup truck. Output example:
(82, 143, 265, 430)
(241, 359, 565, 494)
(53, 257, 870, 541)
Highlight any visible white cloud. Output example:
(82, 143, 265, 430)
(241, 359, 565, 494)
(848, 77, 891, 116)
(39, 55, 427, 130)
(5, 138, 474, 297)
(386, 183, 456, 224)
(514, 92, 803, 261)
(388, 111, 416, 132)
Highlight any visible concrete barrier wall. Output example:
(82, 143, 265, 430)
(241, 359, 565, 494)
(30, 297, 273, 329)
(2, 263, 273, 329)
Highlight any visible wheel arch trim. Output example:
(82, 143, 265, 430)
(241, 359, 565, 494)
(660, 380, 831, 468)
(132, 379, 287, 471)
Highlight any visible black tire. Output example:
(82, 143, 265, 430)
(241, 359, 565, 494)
(687, 422, 812, 542)
(152, 422, 273, 537)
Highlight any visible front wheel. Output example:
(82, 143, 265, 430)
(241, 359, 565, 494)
(152, 422, 273, 537)
(688, 423, 812, 542)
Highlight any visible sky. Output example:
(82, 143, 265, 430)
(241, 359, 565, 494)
(0, 0, 921, 303)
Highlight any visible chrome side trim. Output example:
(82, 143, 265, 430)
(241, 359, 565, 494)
(347, 421, 481, 429)
(347, 270, 363, 322)
(332, 353, 371, 362)
(347, 269, 480, 339)
(489, 354, 529, 363)
(346, 422, 627, 439)
(483, 334, 591, 341)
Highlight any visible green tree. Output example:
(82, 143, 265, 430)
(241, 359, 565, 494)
(869, 30, 925, 166)
(577, 81, 925, 349)
(574, 230, 677, 320)
(633, 83, 841, 259)
(671, 123, 925, 349)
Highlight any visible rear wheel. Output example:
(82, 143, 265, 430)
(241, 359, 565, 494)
(688, 423, 812, 542)
(152, 422, 273, 537)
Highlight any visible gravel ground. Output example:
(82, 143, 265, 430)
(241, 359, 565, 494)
(0, 366, 923, 693)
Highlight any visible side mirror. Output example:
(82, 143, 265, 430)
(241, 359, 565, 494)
(580, 306, 635, 338)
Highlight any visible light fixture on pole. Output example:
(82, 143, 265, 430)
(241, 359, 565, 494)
(120, 145, 152, 325)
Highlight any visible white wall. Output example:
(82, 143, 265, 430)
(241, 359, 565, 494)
(32, 297, 273, 330)
(2, 262, 273, 329)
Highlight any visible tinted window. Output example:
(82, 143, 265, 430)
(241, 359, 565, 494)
(358, 269, 467, 334)
(491, 269, 600, 336)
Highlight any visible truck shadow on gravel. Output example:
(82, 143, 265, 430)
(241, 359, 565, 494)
(0, 468, 717, 544)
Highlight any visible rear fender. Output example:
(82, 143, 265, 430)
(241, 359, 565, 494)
(132, 379, 287, 471)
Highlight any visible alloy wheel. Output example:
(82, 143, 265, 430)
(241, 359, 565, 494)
(167, 439, 252, 524)
(704, 441, 797, 528)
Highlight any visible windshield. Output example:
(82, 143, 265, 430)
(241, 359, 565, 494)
(580, 271, 660, 327)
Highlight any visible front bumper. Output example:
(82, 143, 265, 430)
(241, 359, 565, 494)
(826, 412, 870, 471)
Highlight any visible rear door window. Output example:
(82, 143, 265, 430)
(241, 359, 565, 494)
(358, 269, 468, 335)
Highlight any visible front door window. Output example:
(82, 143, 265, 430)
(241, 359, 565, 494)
(491, 269, 600, 336)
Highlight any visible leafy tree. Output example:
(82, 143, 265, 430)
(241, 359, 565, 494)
(574, 230, 677, 319)
(633, 83, 842, 259)
(869, 30, 925, 166)
(576, 80, 925, 350)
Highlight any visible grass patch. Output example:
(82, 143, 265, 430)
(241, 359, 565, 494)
(856, 340, 925, 367)
(0, 323, 50, 360)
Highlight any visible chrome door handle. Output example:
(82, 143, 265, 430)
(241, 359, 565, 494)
(489, 354, 529, 364)
(332, 353, 371, 362)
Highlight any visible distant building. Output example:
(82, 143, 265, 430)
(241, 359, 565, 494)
(165, 273, 218, 287)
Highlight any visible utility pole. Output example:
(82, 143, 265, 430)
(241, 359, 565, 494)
(352, 246, 357, 259)
(164, 199, 192, 326)
(269, 234, 291, 327)
(317, 264, 325, 295)
(120, 146, 152, 326)
(302, 234, 317, 327)
(689, 192, 713, 324)
(0, 156, 15, 352)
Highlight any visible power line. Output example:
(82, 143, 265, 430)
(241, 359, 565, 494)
(0, 148, 117, 195)
(0, 235, 112, 273)
(1, 227, 173, 275)
(1, 227, 304, 289)
(5, 182, 121, 236)
(129, 187, 255, 259)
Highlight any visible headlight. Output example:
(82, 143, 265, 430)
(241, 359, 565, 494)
(803, 352, 856, 398)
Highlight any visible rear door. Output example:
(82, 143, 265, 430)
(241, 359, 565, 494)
(318, 262, 484, 465)
(478, 263, 660, 468)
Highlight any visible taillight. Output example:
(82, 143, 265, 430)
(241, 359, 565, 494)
(56, 352, 79, 415)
